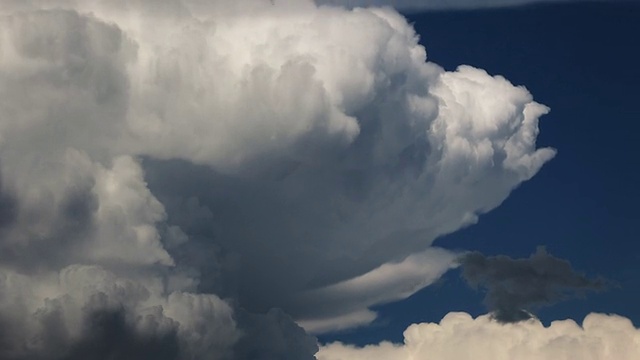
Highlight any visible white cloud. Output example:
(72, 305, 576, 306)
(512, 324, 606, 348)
(0, 0, 557, 357)
(317, 312, 640, 360)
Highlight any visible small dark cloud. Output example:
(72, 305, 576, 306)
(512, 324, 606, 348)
(458, 247, 608, 323)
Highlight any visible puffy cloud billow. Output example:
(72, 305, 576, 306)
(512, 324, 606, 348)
(317, 312, 640, 360)
(0, 0, 595, 358)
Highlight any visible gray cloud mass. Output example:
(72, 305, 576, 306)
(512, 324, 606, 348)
(459, 247, 609, 323)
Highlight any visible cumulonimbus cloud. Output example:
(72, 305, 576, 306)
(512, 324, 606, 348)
(0, 0, 556, 358)
(317, 312, 640, 360)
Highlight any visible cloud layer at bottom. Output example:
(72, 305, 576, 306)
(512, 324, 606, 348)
(318, 312, 640, 360)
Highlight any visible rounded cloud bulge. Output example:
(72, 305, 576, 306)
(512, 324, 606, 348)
(0, 0, 554, 358)
(317, 312, 640, 360)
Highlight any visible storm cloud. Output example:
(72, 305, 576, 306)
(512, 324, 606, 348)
(0, 0, 558, 358)
(459, 247, 608, 323)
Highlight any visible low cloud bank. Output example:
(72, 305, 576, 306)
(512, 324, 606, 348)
(318, 312, 640, 360)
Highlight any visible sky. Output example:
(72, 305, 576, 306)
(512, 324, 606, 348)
(0, 0, 638, 359)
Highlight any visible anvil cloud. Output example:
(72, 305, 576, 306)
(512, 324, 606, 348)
(0, 0, 562, 358)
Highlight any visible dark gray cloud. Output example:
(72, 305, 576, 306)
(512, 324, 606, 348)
(234, 309, 318, 360)
(0, 303, 181, 360)
(459, 247, 608, 323)
(0, 182, 98, 273)
(0, 295, 316, 360)
(0, 176, 17, 231)
(61, 308, 181, 360)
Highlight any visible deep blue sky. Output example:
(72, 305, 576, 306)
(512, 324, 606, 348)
(320, 1, 640, 346)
